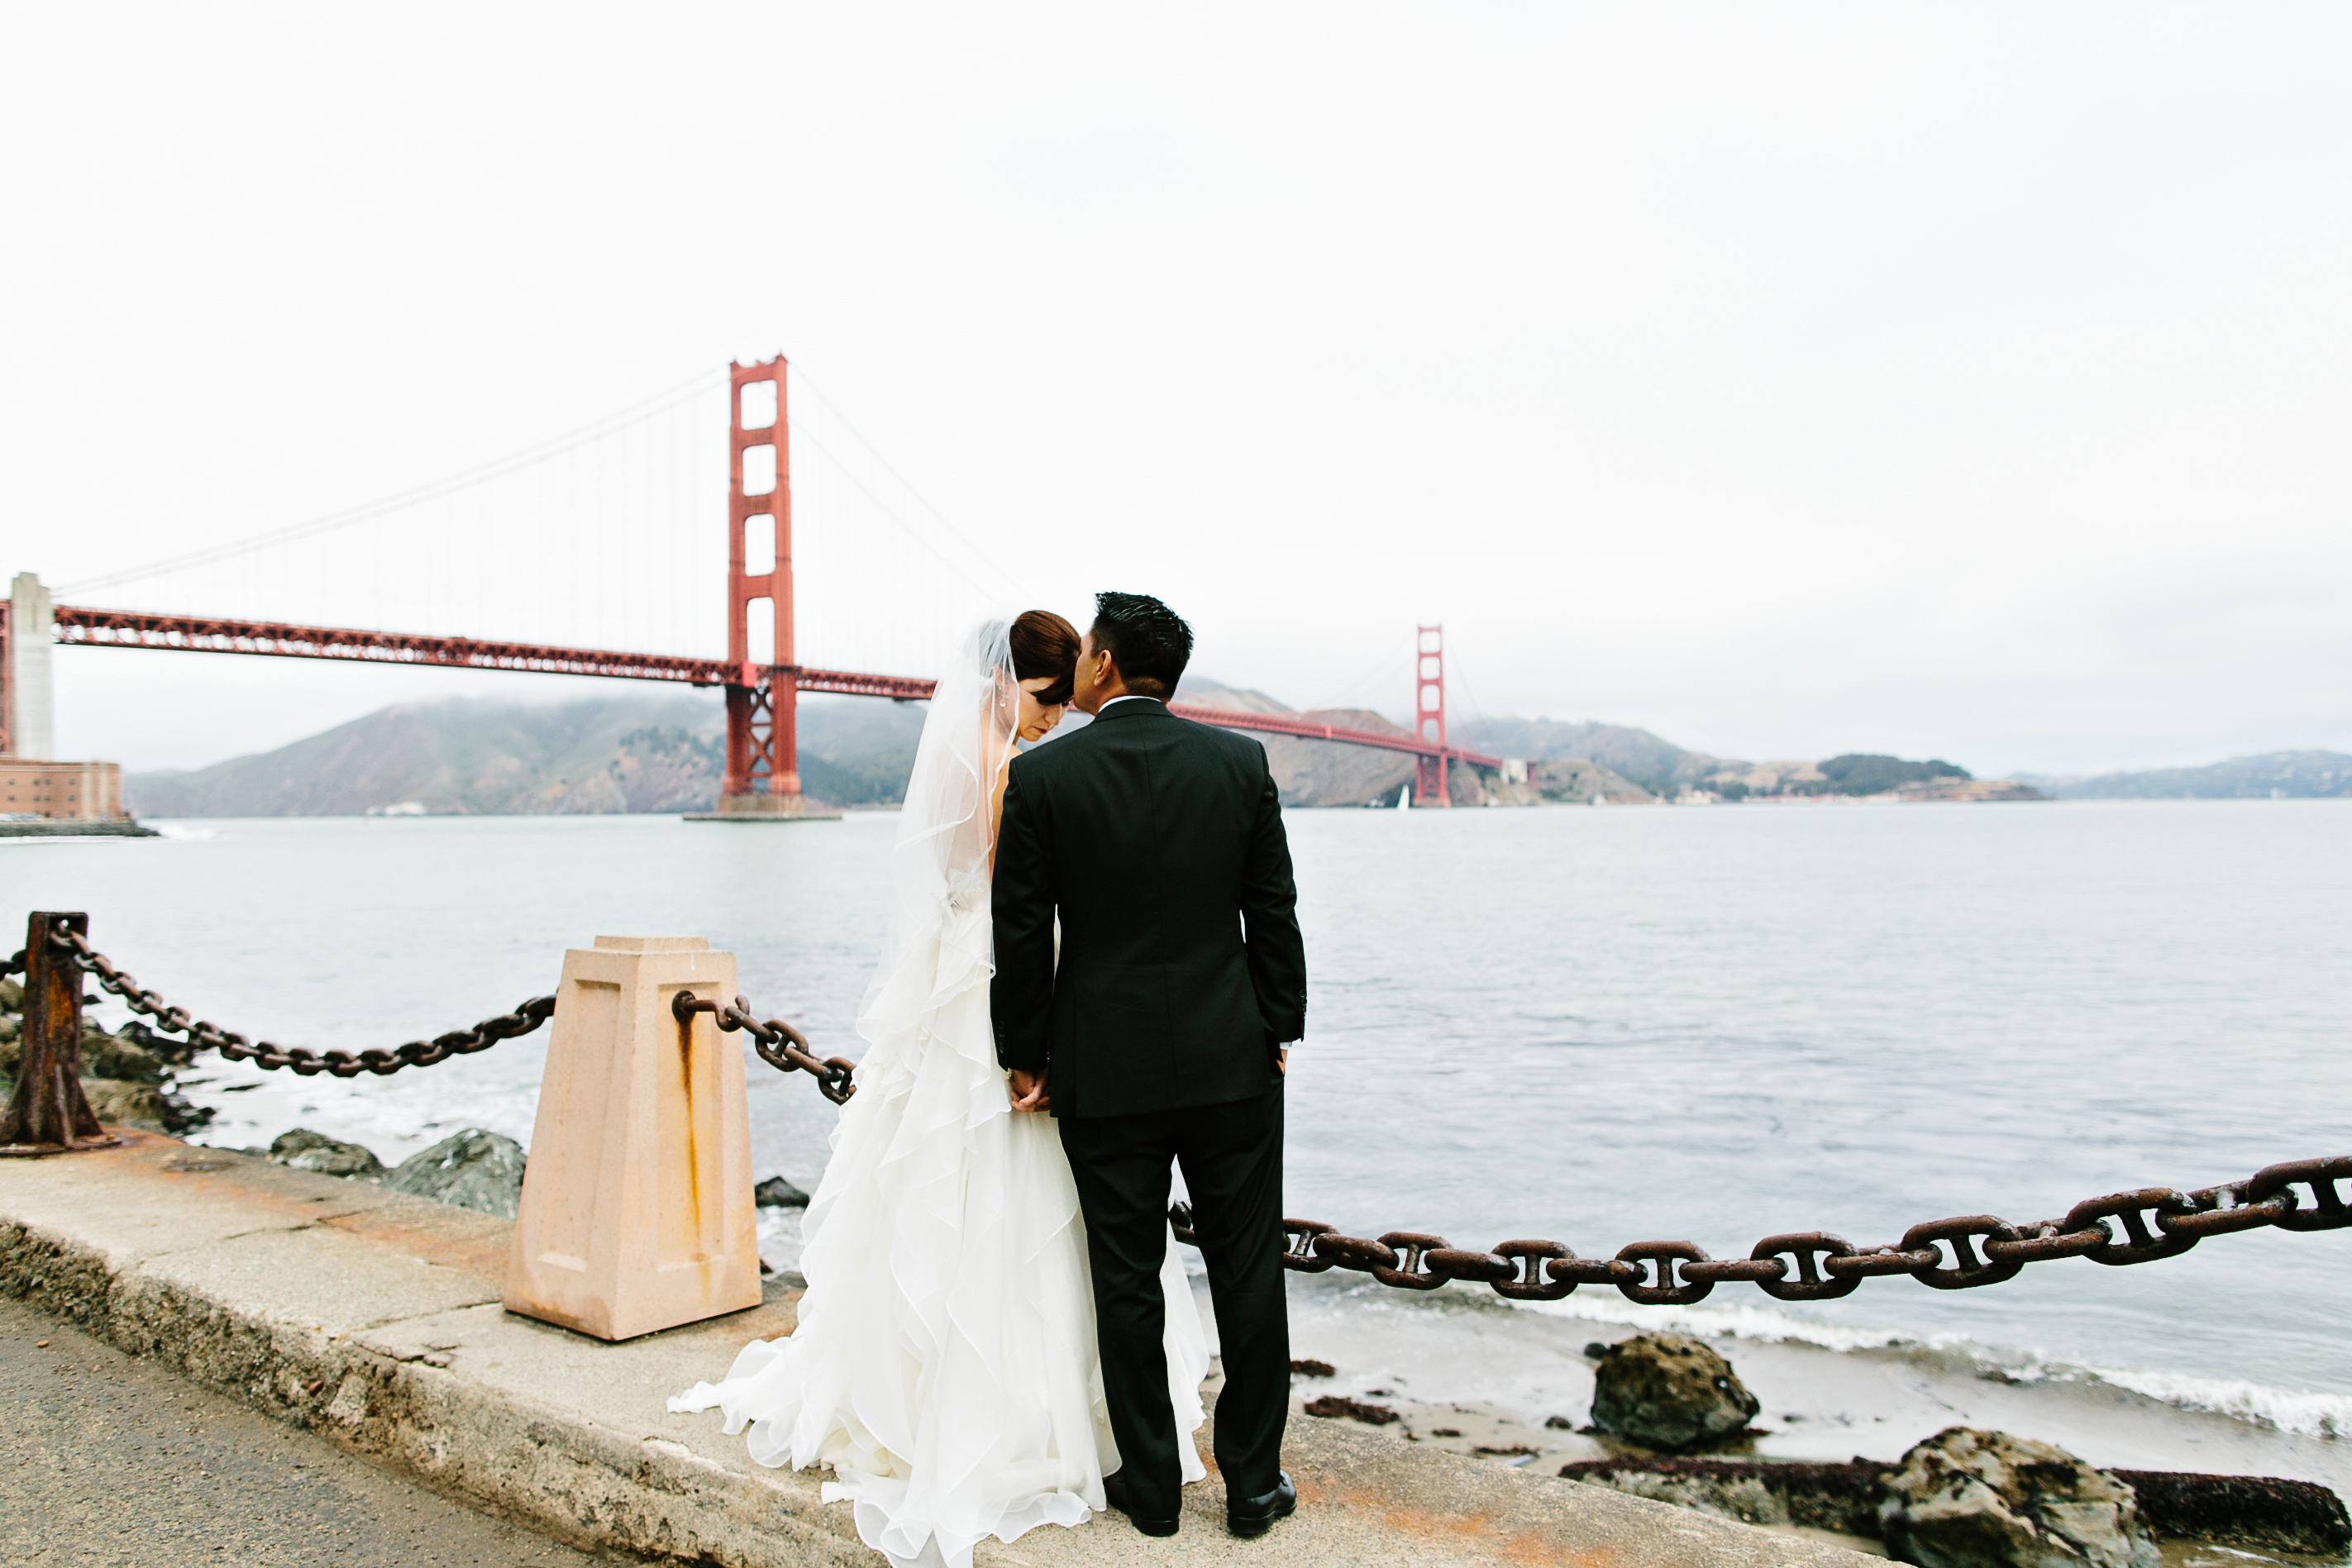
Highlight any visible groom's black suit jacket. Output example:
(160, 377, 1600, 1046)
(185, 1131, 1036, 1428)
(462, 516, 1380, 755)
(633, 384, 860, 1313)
(991, 698, 1307, 1120)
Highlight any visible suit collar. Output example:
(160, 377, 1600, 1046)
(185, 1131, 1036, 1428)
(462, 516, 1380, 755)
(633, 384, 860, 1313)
(1093, 696, 1171, 723)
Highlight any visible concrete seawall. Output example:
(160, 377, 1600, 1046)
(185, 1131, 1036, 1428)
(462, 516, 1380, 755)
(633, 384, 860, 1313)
(0, 1132, 1876, 1567)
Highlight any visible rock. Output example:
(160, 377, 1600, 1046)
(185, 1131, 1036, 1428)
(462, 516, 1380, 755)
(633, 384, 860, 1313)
(754, 1175, 810, 1208)
(1302, 1394, 1398, 1425)
(80, 1028, 168, 1084)
(384, 1128, 527, 1218)
(1587, 1333, 1761, 1452)
(1879, 1427, 2159, 1568)
(1561, 1458, 1891, 1537)
(78, 1077, 212, 1135)
(268, 1127, 386, 1179)
(117, 1019, 195, 1066)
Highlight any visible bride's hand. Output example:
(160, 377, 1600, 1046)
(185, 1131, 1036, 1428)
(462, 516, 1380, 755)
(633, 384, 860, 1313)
(1008, 1069, 1051, 1113)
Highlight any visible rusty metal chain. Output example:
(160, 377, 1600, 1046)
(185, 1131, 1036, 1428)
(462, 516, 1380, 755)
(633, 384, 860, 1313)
(672, 989, 856, 1104)
(2, 947, 22, 981)
(41, 920, 2352, 1300)
(47, 920, 554, 1078)
(41, 922, 848, 1096)
(1169, 1156, 2350, 1302)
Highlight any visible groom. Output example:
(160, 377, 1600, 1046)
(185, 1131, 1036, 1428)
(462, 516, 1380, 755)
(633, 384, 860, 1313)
(992, 591, 1307, 1540)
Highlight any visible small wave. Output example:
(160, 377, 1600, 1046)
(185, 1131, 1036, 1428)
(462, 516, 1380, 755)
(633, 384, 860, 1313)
(2035, 1364, 2352, 1442)
(152, 822, 214, 840)
(1507, 1284, 1936, 1355)
(1503, 1288, 2352, 1440)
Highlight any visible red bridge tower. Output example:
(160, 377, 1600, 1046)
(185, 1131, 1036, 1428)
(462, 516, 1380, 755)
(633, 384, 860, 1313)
(713, 355, 828, 819)
(1413, 623, 1450, 807)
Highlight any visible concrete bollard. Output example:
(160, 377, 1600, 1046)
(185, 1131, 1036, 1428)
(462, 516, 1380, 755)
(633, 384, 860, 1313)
(505, 937, 762, 1340)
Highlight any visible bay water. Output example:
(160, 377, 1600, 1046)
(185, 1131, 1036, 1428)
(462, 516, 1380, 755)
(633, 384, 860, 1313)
(7, 800, 2347, 1480)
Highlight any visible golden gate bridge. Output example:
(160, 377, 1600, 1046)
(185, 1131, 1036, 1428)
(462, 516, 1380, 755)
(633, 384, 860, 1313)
(7, 355, 1499, 808)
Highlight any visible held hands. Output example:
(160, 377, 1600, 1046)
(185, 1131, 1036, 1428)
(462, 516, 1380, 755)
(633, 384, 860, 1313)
(1010, 1054, 1279, 1111)
(1008, 1069, 1051, 1113)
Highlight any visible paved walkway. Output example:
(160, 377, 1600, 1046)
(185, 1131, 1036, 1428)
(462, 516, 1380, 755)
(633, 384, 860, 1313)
(0, 1293, 637, 1567)
(0, 1132, 1878, 1568)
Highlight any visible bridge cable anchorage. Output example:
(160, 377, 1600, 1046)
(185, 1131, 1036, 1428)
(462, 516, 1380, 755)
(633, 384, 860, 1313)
(50, 921, 554, 1078)
(670, 989, 856, 1104)
(1162, 1156, 2350, 1302)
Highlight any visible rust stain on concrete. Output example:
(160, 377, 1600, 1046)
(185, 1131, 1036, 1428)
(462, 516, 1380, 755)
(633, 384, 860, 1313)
(1298, 1478, 1629, 1566)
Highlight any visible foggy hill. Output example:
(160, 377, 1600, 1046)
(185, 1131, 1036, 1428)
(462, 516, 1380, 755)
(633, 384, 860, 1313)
(1181, 680, 1720, 803)
(1178, 680, 1437, 807)
(2039, 750, 2352, 800)
(126, 693, 925, 817)
(1437, 714, 1733, 794)
(121, 678, 2032, 817)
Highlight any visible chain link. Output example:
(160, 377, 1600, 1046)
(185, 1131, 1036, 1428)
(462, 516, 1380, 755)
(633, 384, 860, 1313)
(49, 921, 553, 1078)
(671, 989, 856, 1104)
(1169, 1157, 2350, 1303)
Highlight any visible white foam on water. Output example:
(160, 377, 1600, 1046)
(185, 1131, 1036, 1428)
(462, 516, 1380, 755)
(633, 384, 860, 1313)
(1502, 1283, 2352, 1441)
(2025, 1362, 2352, 1442)
(1507, 1284, 1931, 1354)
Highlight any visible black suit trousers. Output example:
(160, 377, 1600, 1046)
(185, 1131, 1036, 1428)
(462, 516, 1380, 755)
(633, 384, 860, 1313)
(1057, 1084, 1288, 1518)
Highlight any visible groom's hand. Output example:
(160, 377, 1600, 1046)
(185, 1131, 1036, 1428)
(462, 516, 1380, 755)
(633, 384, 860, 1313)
(1009, 1068, 1051, 1113)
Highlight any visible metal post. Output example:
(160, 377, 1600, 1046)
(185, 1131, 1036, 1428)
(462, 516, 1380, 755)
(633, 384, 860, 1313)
(2, 912, 117, 1156)
(1414, 623, 1451, 807)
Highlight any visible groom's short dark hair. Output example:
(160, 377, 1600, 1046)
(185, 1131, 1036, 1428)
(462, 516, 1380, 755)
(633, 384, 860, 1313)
(1090, 592, 1192, 699)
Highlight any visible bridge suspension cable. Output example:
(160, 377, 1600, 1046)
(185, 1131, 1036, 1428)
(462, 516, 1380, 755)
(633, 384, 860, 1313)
(48, 357, 1029, 684)
(59, 367, 728, 598)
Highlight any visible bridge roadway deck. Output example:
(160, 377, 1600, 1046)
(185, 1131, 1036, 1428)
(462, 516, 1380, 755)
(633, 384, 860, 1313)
(52, 604, 1502, 769)
(0, 1132, 1873, 1568)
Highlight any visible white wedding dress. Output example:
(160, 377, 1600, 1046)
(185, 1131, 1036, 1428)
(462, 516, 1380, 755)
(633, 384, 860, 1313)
(670, 622, 1209, 1568)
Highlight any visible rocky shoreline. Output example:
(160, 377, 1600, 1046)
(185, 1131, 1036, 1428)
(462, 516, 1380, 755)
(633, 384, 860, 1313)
(1290, 1332, 2349, 1565)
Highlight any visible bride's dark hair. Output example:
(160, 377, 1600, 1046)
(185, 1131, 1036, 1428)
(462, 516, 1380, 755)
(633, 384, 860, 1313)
(1008, 609, 1080, 706)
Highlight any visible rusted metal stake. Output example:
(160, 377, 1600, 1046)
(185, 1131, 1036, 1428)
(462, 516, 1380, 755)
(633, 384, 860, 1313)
(2, 912, 119, 1156)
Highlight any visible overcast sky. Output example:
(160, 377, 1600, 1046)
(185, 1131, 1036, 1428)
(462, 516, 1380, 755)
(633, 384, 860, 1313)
(4, 4, 2347, 777)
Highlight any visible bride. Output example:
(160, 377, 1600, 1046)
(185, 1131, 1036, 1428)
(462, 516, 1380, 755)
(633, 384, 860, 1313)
(670, 611, 1210, 1568)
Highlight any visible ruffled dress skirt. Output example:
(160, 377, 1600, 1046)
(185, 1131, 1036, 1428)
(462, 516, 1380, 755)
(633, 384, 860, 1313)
(670, 895, 1208, 1568)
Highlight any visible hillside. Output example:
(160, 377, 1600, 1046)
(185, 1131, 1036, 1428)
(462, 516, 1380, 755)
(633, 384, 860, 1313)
(2043, 750, 2352, 800)
(126, 693, 924, 817)
(1179, 681, 1701, 805)
(122, 678, 2044, 817)
(1179, 682, 1434, 807)
(1441, 715, 1731, 794)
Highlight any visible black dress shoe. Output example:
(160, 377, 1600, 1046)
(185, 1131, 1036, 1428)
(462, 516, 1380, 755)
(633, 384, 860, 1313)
(1101, 1471, 1179, 1537)
(1226, 1470, 1296, 1537)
